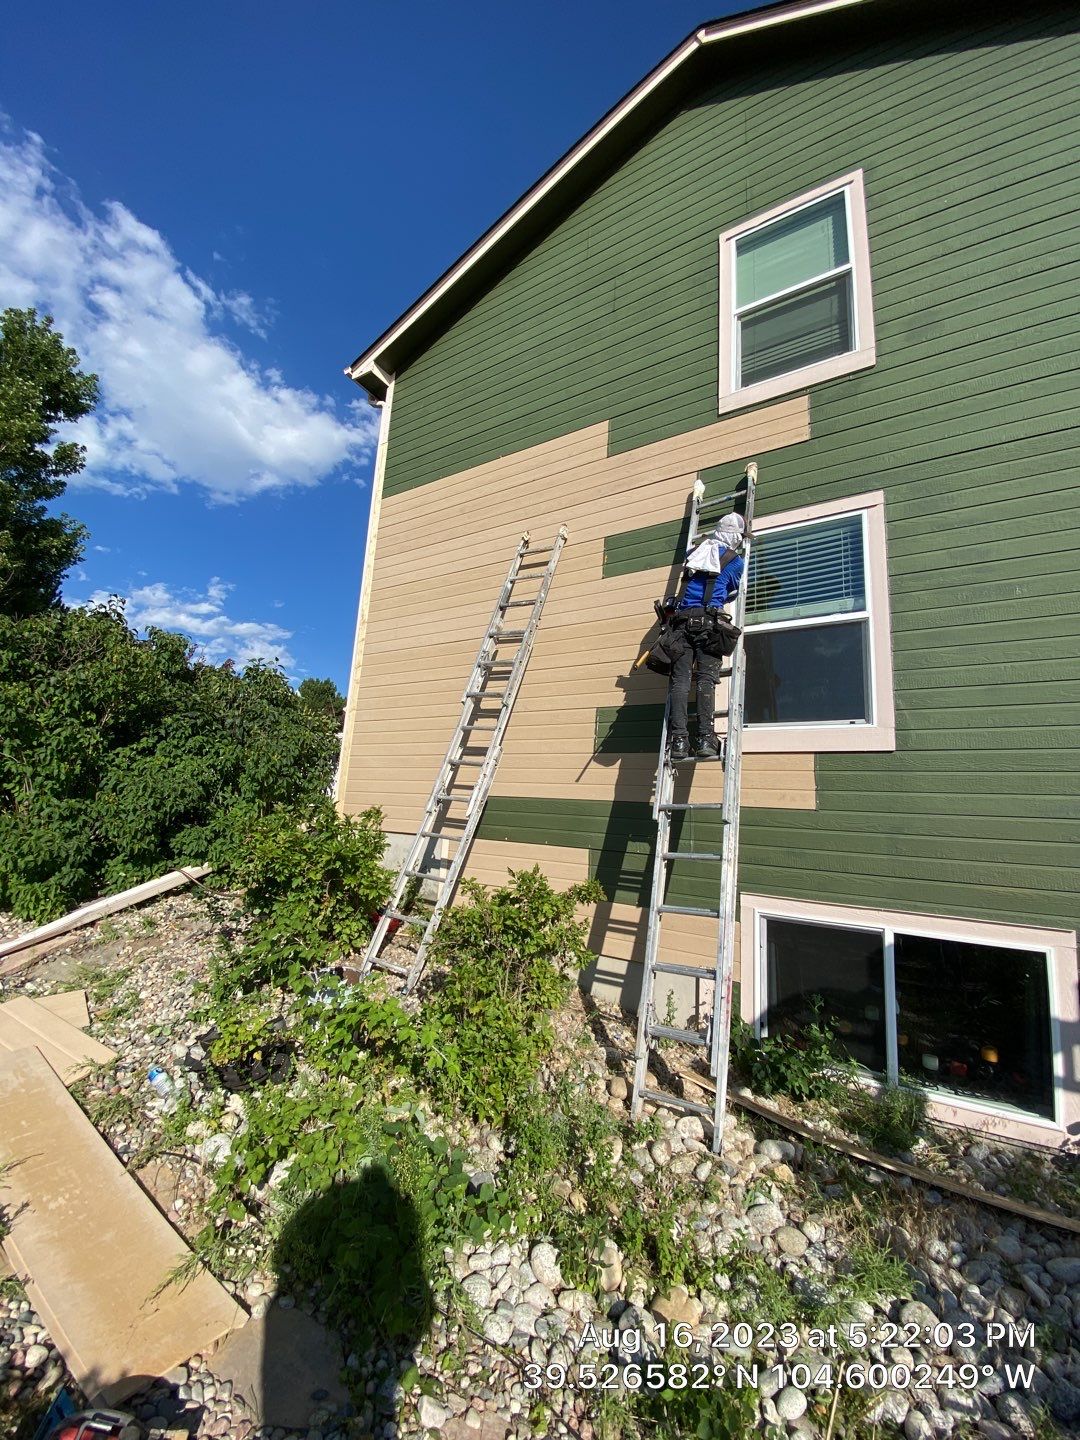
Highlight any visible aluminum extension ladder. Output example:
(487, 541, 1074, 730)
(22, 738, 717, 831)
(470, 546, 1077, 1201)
(358, 527, 569, 992)
(630, 462, 758, 1153)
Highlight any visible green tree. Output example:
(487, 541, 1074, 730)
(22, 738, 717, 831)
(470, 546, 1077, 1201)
(0, 309, 99, 616)
(0, 601, 340, 921)
(298, 676, 346, 728)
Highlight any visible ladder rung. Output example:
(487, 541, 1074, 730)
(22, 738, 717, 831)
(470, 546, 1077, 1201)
(649, 1024, 708, 1047)
(419, 827, 463, 839)
(658, 802, 726, 812)
(657, 904, 720, 918)
(520, 547, 554, 556)
(494, 631, 526, 641)
(465, 689, 506, 699)
(460, 723, 498, 731)
(385, 908, 421, 922)
(478, 659, 514, 668)
(504, 599, 536, 607)
(451, 758, 485, 767)
(654, 962, 718, 979)
(661, 851, 725, 862)
(669, 754, 723, 766)
(639, 1088, 714, 1121)
(372, 959, 411, 978)
(436, 792, 472, 804)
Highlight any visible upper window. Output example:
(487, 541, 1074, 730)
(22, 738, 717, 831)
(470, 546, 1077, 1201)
(740, 491, 895, 753)
(719, 170, 876, 414)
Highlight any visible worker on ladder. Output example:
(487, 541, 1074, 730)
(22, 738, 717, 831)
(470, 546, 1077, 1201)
(667, 513, 746, 762)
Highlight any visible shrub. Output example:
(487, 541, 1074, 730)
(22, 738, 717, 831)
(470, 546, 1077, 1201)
(423, 867, 604, 1122)
(0, 602, 339, 921)
(846, 1083, 927, 1153)
(730, 1001, 856, 1103)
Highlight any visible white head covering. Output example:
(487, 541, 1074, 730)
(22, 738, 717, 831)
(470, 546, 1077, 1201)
(684, 512, 745, 574)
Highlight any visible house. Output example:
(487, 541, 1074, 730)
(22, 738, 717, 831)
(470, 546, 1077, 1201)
(338, 0, 1080, 1150)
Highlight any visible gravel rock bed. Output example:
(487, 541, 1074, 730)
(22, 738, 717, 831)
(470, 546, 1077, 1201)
(1, 894, 1078, 1438)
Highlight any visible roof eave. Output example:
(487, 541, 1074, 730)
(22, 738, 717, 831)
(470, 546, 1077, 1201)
(346, 0, 872, 398)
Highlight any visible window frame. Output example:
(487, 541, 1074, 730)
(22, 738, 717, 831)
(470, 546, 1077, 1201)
(740, 894, 1072, 1141)
(743, 491, 895, 754)
(718, 169, 876, 415)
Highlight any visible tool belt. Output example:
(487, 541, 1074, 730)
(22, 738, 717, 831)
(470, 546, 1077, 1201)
(672, 606, 742, 658)
(645, 608, 741, 673)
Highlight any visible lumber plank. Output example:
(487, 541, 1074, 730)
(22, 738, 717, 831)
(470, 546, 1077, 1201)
(0, 866, 211, 972)
(0, 1047, 245, 1403)
(674, 1066, 1080, 1236)
(0, 997, 115, 1084)
(35, 990, 91, 1030)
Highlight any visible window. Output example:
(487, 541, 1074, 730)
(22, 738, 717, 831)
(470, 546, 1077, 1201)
(758, 912, 1057, 1122)
(741, 492, 895, 751)
(719, 171, 875, 413)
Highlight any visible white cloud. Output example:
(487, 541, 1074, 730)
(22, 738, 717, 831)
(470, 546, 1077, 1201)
(81, 577, 296, 671)
(0, 123, 378, 501)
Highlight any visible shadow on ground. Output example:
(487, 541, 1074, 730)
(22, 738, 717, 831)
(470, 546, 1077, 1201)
(215, 1163, 432, 1433)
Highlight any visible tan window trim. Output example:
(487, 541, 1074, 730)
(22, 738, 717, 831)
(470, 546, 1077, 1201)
(718, 169, 876, 417)
(743, 490, 895, 754)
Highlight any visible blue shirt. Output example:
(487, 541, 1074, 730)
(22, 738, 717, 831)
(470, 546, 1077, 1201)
(679, 555, 744, 610)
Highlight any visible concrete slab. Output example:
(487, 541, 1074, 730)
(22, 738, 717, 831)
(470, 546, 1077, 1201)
(0, 1047, 245, 1403)
(0, 995, 115, 1083)
(209, 1307, 348, 1428)
(36, 989, 91, 1030)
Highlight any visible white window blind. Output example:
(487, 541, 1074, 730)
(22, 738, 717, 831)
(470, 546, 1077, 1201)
(746, 514, 866, 626)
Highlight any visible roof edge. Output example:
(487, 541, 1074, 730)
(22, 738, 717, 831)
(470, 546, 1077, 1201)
(346, 0, 871, 397)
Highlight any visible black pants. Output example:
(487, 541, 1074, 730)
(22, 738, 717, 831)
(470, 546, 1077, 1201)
(668, 626, 722, 740)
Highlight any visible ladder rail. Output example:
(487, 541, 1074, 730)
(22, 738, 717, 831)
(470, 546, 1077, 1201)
(708, 463, 757, 1131)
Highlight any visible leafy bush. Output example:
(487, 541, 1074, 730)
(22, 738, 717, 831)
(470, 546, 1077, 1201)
(216, 799, 393, 991)
(845, 1083, 927, 1153)
(730, 1001, 856, 1103)
(423, 867, 604, 1122)
(0, 602, 339, 921)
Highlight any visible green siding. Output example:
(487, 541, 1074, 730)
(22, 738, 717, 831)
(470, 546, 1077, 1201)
(384, 6, 1080, 933)
(476, 796, 724, 910)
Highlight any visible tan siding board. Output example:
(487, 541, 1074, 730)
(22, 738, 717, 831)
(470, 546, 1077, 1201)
(371, 402, 808, 555)
(342, 401, 814, 831)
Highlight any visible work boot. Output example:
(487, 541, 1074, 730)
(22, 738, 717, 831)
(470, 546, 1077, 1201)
(669, 732, 690, 762)
(694, 731, 720, 760)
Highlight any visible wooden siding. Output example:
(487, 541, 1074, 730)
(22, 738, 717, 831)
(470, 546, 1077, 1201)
(341, 6, 1080, 937)
(339, 398, 810, 821)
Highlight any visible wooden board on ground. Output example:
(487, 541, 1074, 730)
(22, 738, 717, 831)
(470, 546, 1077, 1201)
(0, 996, 115, 1084)
(673, 1065, 1080, 1237)
(35, 989, 91, 1030)
(0, 866, 212, 974)
(0, 1047, 245, 1403)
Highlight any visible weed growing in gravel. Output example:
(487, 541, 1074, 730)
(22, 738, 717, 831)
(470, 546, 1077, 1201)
(197, 1076, 513, 1344)
(844, 1083, 927, 1154)
(78, 1084, 140, 1133)
(501, 1073, 715, 1297)
(69, 958, 133, 1005)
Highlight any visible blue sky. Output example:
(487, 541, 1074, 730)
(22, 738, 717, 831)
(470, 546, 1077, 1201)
(1, 0, 755, 687)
